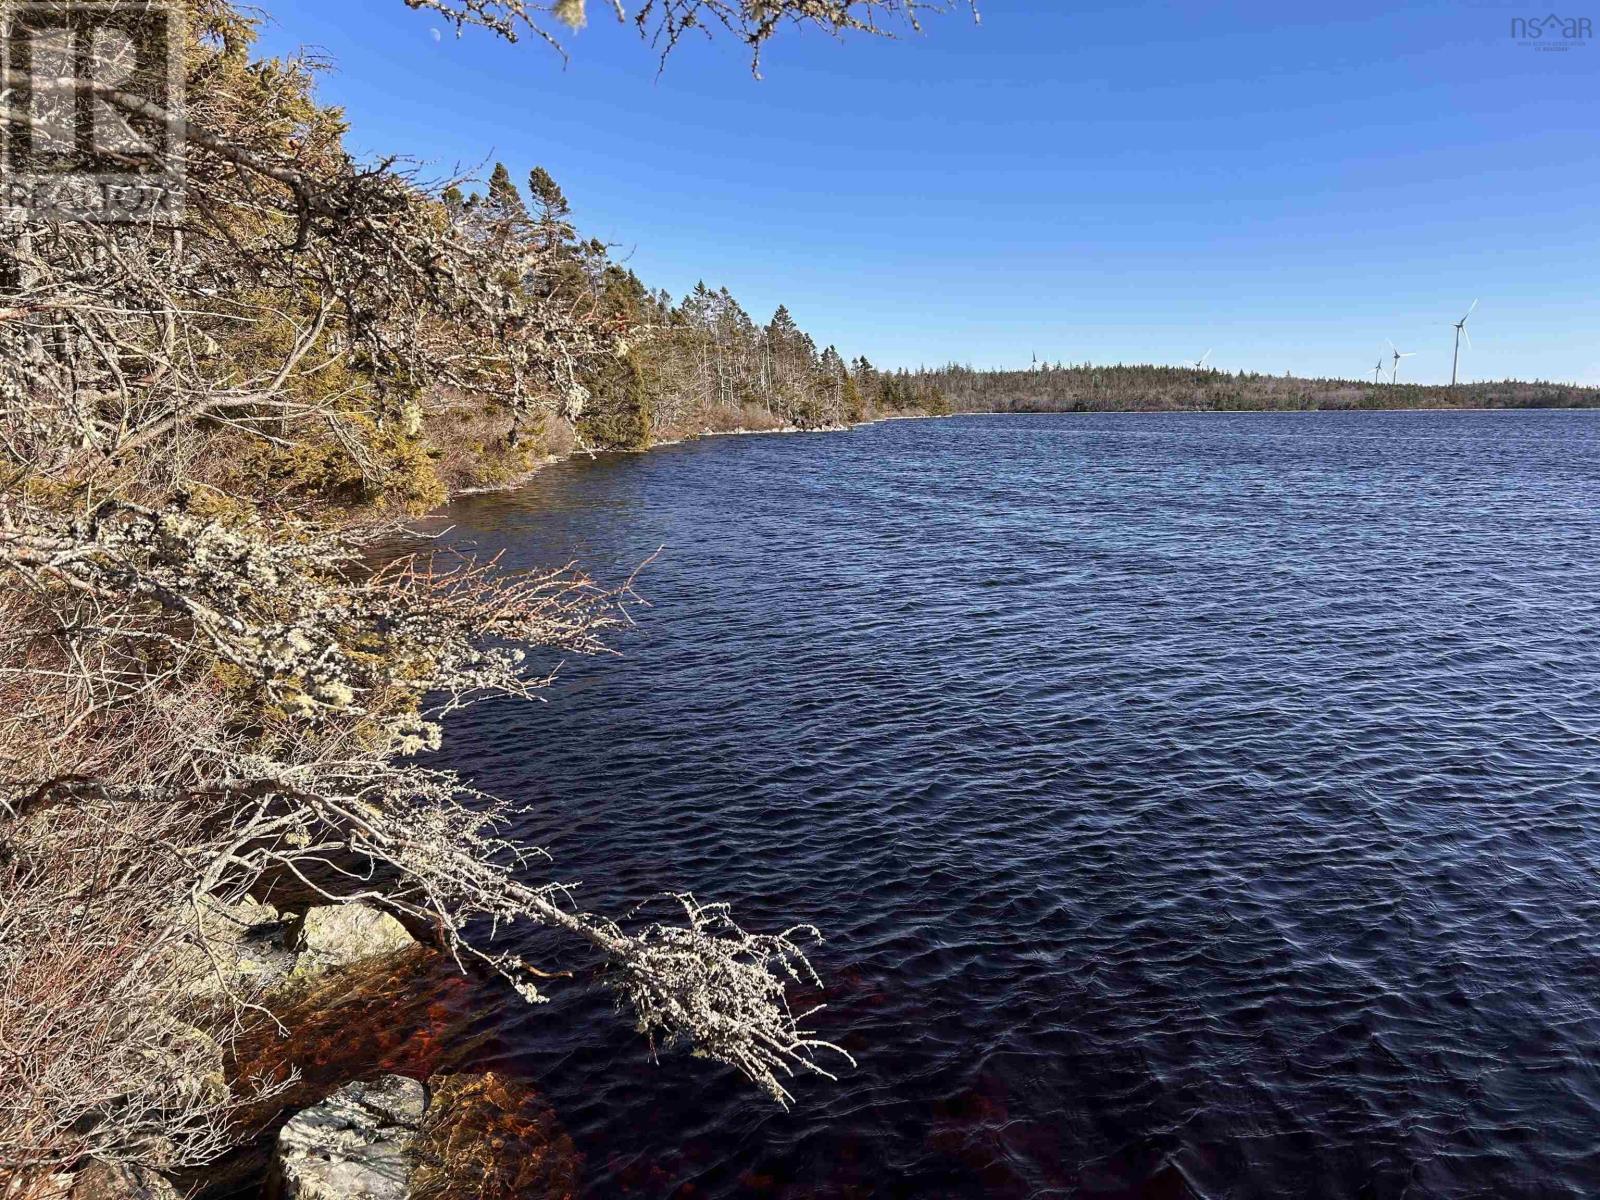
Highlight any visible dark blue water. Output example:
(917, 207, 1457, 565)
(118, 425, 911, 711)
(425, 411, 1600, 1199)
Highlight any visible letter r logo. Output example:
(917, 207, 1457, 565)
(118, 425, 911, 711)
(0, 1, 184, 222)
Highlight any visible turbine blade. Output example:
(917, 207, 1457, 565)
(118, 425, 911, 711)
(1467, 298, 1479, 318)
(1461, 326, 1471, 349)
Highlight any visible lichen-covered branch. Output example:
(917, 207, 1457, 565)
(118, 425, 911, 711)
(404, 0, 973, 72)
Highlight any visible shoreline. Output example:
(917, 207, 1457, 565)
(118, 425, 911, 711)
(448, 402, 1593, 500)
(449, 409, 951, 498)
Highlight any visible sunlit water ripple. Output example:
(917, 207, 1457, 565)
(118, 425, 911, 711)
(414, 411, 1600, 1199)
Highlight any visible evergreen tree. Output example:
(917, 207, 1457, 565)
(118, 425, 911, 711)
(841, 371, 866, 424)
(527, 166, 571, 220)
(579, 349, 652, 450)
(852, 356, 880, 410)
(527, 165, 576, 253)
(597, 265, 652, 326)
(681, 281, 717, 329)
(482, 161, 529, 230)
(766, 304, 800, 342)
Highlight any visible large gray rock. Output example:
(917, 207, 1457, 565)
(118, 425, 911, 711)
(275, 1075, 425, 1200)
(177, 896, 296, 998)
(293, 903, 415, 975)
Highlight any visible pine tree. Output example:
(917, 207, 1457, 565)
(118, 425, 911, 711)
(527, 166, 570, 219)
(766, 304, 800, 342)
(482, 162, 529, 230)
(526, 165, 576, 254)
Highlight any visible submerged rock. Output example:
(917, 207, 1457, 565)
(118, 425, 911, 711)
(267, 1069, 580, 1200)
(294, 903, 415, 975)
(274, 1075, 425, 1200)
(413, 1072, 580, 1200)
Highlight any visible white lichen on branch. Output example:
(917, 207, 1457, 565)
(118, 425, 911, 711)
(404, 0, 974, 72)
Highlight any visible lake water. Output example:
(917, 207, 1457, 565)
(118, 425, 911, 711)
(424, 411, 1600, 1199)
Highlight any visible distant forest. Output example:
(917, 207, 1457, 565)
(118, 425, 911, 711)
(895, 363, 1600, 415)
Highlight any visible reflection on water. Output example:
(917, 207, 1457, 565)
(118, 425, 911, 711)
(413, 412, 1600, 1198)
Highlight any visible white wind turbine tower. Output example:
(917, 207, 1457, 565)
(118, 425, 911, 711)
(1387, 339, 1415, 384)
(1190, 349, 1213, 370)
(1450, 299, 1477, 386)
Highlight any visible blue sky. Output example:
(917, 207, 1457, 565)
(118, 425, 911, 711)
(256, 1, 1598, 384)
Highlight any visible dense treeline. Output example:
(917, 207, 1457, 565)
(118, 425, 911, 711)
(636, 291, 946, 435)
(439, 161, 943, 464)
(904, 363, 1600, 414)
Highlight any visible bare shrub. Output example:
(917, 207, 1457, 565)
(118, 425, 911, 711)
(661, 400, 791, 438)
(0, 787, 284, 1186)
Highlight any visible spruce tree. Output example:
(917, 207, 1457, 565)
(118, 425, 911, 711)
(766, 304, 799, 341)
(527, 166, 571, 219)
(526, 165, 576, 256)
(483, 162, 529, 229)
(842, 372, 866, 423)
(579, 350, 652, 450)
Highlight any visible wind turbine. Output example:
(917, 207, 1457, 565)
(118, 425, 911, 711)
(1450, 299, 1477, 386)
(1373, 350, 1386, 385)
(1190, 349, 1213, 370)
(1387, 339, 1415, 385)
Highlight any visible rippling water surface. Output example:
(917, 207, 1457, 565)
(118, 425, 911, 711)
(422, 412, 1600, 1199)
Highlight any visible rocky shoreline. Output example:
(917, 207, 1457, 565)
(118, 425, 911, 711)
(6, 408, 919, 1200)
(452, 409, 946, 497)
(26, 898, 576, 1200)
